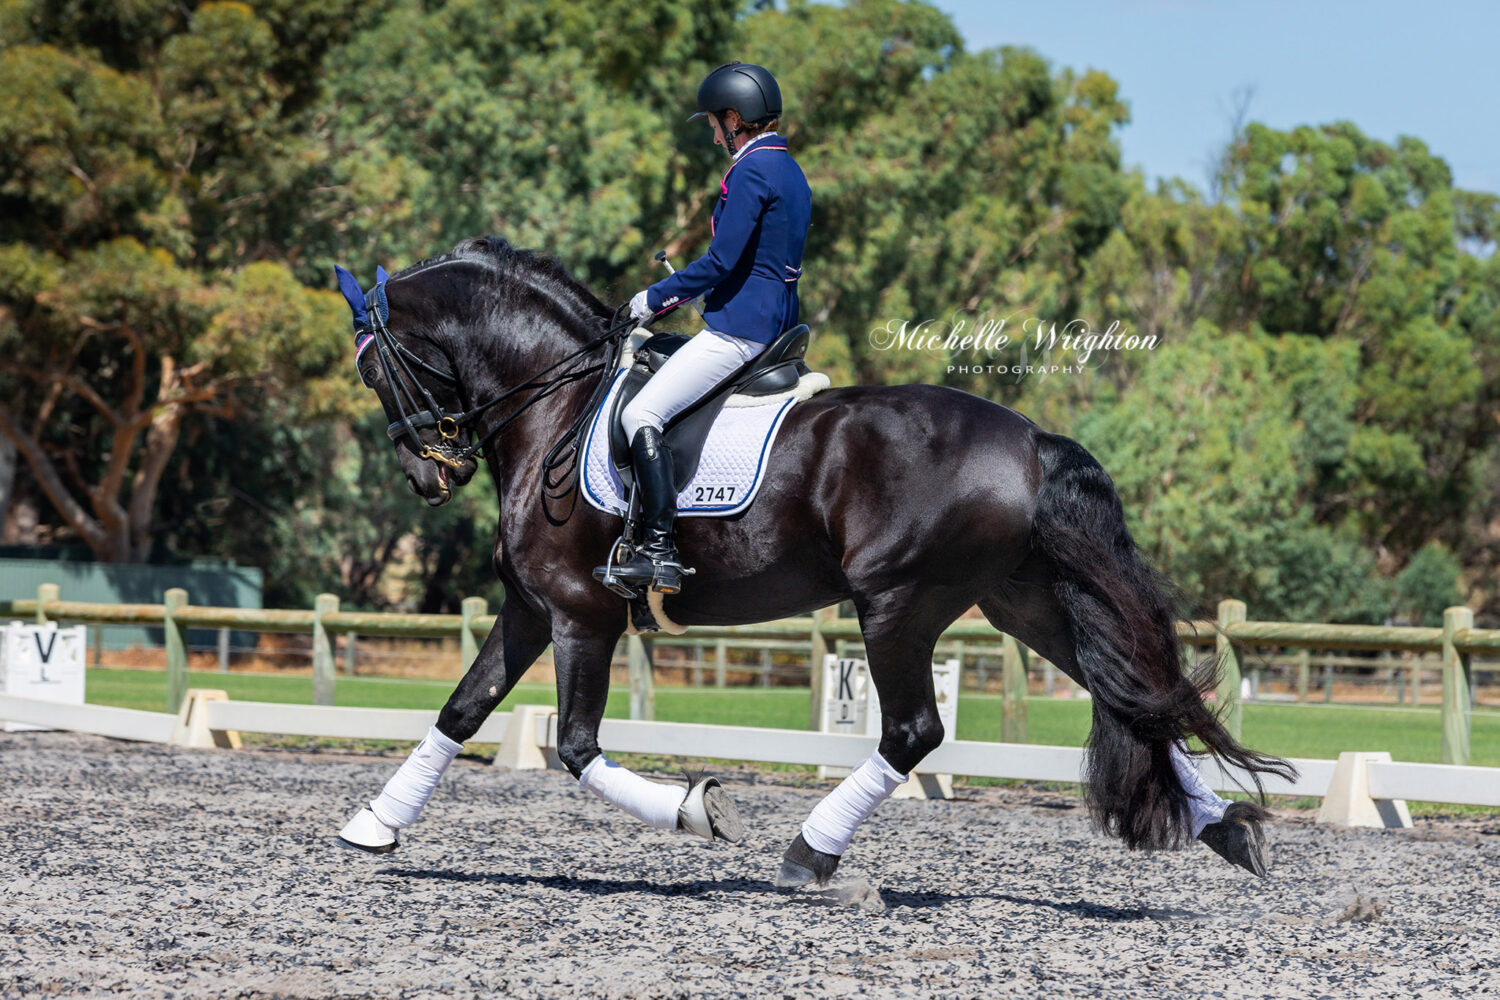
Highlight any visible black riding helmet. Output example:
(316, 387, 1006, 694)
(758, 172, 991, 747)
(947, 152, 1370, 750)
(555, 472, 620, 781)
(688, 62, 782, 155)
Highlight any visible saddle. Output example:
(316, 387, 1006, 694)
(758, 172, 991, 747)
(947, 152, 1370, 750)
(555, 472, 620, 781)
(608, 324, 812, 490)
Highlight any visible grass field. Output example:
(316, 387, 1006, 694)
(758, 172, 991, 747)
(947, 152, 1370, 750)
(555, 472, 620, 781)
(84, 666, 1500, 766)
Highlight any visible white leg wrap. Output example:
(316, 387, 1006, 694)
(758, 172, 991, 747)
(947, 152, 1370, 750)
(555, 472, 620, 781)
(578, 755, 687, 831)
(801, 751, 908, 856)
(1171, 741, 1230, 836)
(369, 726, 464, 829)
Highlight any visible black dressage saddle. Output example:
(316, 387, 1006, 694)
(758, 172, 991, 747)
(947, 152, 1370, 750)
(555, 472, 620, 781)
(608, 324, 811, 490)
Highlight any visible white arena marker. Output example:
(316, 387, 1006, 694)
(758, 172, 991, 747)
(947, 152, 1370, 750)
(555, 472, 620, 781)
(817, 655, 872, 780)
(0, 621, 87, 733)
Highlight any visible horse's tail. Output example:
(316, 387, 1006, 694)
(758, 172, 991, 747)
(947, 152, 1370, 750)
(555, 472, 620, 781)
(1029, 430, 1296, 850)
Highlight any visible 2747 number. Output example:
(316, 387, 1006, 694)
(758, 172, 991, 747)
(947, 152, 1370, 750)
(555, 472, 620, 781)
(692, 485, 737, 503)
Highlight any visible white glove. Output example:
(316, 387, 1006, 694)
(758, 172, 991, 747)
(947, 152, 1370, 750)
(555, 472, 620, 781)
(629, 289, 652, 321)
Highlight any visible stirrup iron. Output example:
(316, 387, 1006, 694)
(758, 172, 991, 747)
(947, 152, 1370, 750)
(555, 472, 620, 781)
(592, 535, 642, 599)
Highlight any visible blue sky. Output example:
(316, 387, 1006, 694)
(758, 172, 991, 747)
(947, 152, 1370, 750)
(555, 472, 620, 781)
(935, 0, 1499, 197)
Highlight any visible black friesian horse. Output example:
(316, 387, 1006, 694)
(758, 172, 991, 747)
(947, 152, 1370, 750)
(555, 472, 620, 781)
(343, 236, 1293, 882)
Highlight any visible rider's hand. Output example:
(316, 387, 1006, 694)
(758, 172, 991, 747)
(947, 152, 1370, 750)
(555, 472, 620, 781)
(629, 289, 652, 321)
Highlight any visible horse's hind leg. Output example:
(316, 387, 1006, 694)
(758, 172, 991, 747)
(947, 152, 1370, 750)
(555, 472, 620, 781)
(777, 586, 961, 888)
(337, 598, 551, 854)
(552, 624, 745, 843)
(979, 559, 1257, 873)
(976, 565, 1084, 687)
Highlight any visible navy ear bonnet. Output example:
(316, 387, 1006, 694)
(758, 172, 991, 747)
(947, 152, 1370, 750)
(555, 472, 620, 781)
(334, 264, 390, 368)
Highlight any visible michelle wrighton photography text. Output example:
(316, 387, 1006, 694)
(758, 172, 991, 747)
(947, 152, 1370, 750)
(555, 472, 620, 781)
(868, 314, 1159, 375)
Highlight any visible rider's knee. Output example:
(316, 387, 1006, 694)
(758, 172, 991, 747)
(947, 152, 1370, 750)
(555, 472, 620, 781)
(618, 399, 662, 444)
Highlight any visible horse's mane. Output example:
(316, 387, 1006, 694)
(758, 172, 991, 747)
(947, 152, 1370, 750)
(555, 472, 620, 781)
(389, 236, 615, 332)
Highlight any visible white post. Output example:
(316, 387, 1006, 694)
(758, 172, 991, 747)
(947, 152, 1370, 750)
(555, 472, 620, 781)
(1315, 752, 1412, 829)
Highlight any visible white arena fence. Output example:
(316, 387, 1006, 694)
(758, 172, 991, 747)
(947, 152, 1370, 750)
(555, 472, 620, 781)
(3, 691, 1498, 830)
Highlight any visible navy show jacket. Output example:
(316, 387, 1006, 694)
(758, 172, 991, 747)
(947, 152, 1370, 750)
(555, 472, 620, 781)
(646, 133, 812, 345)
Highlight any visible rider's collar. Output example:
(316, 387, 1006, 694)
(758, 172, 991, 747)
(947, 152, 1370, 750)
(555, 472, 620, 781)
(732, 131, 780, 160)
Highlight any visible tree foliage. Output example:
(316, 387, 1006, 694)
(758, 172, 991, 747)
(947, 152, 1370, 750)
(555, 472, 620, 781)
(0, 0, 365, 563)
(1, 0, 1496, 622)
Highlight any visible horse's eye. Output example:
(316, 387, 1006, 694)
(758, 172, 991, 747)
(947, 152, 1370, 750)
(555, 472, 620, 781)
(359, 367, 378, 387)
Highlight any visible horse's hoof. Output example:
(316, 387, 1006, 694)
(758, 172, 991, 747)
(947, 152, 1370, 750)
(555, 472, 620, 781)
(337, 807, 399, 855)
(774, 832, 841, 888)
(1197, 801, 1269, 877)
(677, 772, 745, 843)
(336, 835, 398, 855)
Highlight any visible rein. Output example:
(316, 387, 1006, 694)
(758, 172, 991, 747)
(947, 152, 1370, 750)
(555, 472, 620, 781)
(362, 298, 635, 494)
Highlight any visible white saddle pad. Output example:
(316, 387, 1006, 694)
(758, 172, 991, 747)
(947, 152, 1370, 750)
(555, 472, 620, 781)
(581, 369, 824, 518)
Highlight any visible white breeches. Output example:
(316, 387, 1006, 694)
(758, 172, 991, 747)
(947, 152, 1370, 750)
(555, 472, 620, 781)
(619, 328, 762, 443)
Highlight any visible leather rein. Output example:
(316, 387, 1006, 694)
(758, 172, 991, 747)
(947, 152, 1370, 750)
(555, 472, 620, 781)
(359, 296, 636, 487)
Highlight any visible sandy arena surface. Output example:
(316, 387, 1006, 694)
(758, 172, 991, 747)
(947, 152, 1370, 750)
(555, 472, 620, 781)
(2, 731, 1498, 999)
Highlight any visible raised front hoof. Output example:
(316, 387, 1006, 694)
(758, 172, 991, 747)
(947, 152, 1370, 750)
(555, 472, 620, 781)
(774, 832, 842, 889)
(1197, 801, 1269, 878)
(337, 807, 399, 855)
(677, 772, 745, 843)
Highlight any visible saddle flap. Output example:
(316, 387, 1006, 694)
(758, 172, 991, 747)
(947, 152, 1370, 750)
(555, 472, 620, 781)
(639, 333, 691, 372)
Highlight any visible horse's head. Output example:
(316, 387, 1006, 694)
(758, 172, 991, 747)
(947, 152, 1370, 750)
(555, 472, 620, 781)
(336, 261, 482, 507)
(335, 237, 619, 509)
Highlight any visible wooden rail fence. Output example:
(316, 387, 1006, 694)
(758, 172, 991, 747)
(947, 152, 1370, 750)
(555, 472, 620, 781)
(4, 584, 1498, 766)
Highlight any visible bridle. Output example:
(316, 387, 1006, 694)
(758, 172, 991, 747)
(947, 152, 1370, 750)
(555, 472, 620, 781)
(356, 277, 637, 510)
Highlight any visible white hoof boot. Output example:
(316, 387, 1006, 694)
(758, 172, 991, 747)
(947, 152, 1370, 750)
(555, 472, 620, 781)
(676, 772, 745, 843)
(337, 807, 399, 855)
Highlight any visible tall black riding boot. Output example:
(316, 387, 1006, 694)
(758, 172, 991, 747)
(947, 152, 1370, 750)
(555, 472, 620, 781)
(613, 427, 691, 594)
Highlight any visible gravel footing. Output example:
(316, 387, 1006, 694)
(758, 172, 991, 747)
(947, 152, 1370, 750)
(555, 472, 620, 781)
(3, 732, 1498, 998)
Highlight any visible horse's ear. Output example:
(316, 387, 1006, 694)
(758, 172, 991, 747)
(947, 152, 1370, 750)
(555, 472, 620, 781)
(376, 264, 389, 285)
(333, 265, 369, 330)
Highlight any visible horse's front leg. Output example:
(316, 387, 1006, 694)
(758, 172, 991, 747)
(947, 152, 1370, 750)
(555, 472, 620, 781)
(553, 623, 745, 843)
(336, 598, 551, 853)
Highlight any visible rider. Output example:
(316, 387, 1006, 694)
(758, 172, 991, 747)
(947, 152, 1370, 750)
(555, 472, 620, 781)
(607, 61, 812, 595)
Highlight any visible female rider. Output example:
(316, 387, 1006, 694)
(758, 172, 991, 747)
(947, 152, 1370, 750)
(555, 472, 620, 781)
(606, 61, 812, 595)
